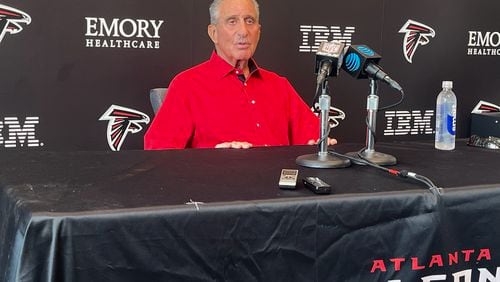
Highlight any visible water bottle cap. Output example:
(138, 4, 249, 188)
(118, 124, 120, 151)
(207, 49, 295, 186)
(442, 81, 453, 88)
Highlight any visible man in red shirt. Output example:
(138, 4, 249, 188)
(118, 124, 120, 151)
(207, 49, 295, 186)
(144, 0, 337, 149)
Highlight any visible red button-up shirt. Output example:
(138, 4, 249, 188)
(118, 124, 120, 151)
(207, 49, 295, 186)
(144, 52, 319, 149)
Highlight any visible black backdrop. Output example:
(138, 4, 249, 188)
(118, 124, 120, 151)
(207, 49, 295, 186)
(0, 0, 498, 151)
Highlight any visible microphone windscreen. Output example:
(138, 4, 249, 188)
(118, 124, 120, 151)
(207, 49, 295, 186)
(315, 40, 345, 77)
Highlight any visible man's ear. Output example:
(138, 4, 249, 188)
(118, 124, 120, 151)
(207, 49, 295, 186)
(208, 24, 217, 44)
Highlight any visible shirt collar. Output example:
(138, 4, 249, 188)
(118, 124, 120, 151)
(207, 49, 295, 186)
(209, 51, 261, 80)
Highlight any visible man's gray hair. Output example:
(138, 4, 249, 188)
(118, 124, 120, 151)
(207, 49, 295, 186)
(209, 0, 260, 24)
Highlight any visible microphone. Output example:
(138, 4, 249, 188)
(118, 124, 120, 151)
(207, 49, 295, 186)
(315, 40, 345, 85)
(342, 45, 403, 92)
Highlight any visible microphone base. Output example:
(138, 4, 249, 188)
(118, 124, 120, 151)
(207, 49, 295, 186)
(296, 153, 351, 169)
(346, 150, 397, 166)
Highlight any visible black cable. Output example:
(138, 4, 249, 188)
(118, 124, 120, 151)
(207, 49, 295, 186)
(313, 80, 332, 149)
(317, 125, 331, 151)
(341, 87, 440, 192)
(328, 150, 441, 193)
(397, 170, 438, 189)
(365, 116, 376, 145)
(365, 89, 405, 145)
(311, 83, 321, 109)
(379, 89, 405, 111)
(313, 81, 436, 190)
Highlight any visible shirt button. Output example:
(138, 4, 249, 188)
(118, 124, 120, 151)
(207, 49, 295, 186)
(244, 82, 247, 86)
(256, 123, 260, 128)
(251, 100, 256, 104)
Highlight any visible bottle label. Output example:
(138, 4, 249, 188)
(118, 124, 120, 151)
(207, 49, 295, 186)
(446, 106, 456, 135)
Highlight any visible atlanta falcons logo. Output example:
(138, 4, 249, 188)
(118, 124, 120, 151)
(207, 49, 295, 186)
(0, 4, 31, 44)
(399, 20, 435, 63)
(472, 100, 500, 113)
(312, 104, 346, 128)
(99, 105, 150, 151)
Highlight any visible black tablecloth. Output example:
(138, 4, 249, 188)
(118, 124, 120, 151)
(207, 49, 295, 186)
(1, 141, 499, 281)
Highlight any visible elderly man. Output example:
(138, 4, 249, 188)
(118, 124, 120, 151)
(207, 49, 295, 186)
(144, 0, 336, 149)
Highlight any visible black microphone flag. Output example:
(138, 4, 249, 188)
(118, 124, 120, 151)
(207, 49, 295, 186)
(342, 44, 403, 92)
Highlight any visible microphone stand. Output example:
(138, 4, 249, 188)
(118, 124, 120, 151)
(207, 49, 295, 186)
(296, 80, 351, 169)
(347, 78, 396, 165)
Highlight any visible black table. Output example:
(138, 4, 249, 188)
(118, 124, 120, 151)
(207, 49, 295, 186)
(1, 141, 499, 281)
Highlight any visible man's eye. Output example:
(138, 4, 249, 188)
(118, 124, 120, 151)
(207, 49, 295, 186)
(245, 18, 255, 24)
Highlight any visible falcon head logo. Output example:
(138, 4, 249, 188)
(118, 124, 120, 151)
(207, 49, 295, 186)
(312, 104, 346, 128)
(99, 105, 150, 151)
(0, 4, 31, 44)
(472, 100, 500, 113)
(399, 20, 435, 64)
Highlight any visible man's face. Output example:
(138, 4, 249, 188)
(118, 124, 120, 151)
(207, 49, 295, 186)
(208, 0, 261, 67)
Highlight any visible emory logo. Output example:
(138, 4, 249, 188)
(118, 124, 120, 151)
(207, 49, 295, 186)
(299, 25, 355, 53)
(0, 4, 31, 44)
(467, 30, 500, 56)
(85, 17, 164, 49)
(399, 20, 435, 63)
(99, 105, 150, 151)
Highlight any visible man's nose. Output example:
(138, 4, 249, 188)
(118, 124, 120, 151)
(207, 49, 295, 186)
(236, 20, 249, 37)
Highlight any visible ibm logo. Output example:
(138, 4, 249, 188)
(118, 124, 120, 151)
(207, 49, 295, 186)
(299, 25, 355, 53)
(384, 110, 434, 136)
(0, 117, 43, 148)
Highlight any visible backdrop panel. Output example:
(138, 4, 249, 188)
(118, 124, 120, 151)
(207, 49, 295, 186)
(0, 0, 498, 151)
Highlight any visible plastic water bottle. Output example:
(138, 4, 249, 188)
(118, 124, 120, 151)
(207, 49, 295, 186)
(435, 81, 457, 150)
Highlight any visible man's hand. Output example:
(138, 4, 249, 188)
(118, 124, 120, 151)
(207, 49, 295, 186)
(308, 138, 338, 146)
(215, 141, 253, 149)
